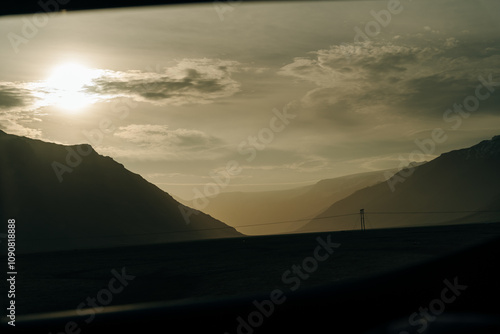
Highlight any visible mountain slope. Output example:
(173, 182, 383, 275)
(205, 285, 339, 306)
(299, 136, 500, 232)
(198, 169, 396, 235)
(0, 130, 241, 253)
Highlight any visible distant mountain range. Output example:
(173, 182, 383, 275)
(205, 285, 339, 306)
(299, 135, 500, 233)
(194, 169, 397, 235)
(0, 130, 241, 253)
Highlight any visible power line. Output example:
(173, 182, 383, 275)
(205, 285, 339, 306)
(367, 210, 500, 215)
(235, 212, 358, 229)
(16, 210, 500, 242)
(19, 213, 359, 242)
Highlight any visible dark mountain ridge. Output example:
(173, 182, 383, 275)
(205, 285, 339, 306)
(300, 135, 500, 232)
(0, 130, 241, 253)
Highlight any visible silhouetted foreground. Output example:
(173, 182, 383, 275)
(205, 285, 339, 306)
(6, 222, 500, 316)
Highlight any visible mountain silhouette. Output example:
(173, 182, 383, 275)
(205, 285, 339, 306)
(0, 130, 241, 253)
(299, 135, 500, 232)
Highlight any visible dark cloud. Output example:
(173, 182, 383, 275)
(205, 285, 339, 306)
(0, 85, 29, 108)
(399, 73, 475, 115)
(280, 39, 500, 124)
(93, 75, 223, 98)
(87, 59, 240, 105)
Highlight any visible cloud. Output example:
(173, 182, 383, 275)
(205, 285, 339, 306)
(0, 81, 41, 110)
(87, 58, 241, 105)
(115, 124, 222, 148)
(279, 39, 500, 126)
(0, 82, 42, 137)
(280, 42, 426, 85)
(0, 84, 28, 108)
(1, 58, 240, 109)
(0, 58, 242, 139)
(0, 113, 42, 138)
(100, 124, 226, 161)
(444, 37, 459, 49)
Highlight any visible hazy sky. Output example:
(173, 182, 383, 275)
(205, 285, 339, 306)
(1, 0, 499, 200)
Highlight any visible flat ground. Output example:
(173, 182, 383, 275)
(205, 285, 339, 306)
(4, 222, 500, 315)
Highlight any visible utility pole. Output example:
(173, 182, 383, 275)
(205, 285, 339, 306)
(360, 209, 365, 231)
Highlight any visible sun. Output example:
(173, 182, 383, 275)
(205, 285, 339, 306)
(43, 62, 101, 112)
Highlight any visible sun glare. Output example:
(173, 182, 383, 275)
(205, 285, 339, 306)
(43, 63, 101, 112)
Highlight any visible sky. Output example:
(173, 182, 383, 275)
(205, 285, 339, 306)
(1, 0, 500, 201)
